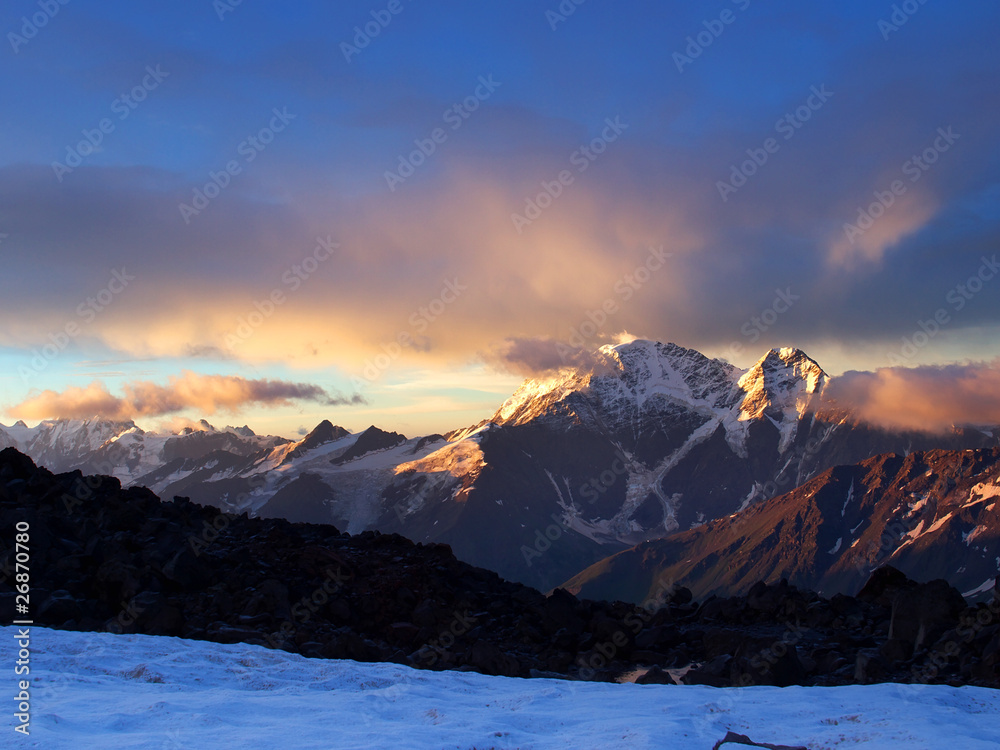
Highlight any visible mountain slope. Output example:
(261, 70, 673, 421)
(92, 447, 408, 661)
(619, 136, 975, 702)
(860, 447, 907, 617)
(564, 447, 1000, 603)
(5, 339, 998, 593)
(374, 341, 997, 590)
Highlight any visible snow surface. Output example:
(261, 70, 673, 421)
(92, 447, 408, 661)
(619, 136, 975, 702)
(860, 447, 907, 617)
(9, 627, 1000, 749)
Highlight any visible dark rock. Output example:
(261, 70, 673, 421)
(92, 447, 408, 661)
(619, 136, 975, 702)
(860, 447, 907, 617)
(855, 648, 889, 684)
(635, 666, 677, 685)
(683, 655, 731, 687)
(879, 638, 913, 664)
(465, 640, 521, 677)
(37, 591, 83, 623)
(732, 641, 806, 688)
(889, 579, 966, 650)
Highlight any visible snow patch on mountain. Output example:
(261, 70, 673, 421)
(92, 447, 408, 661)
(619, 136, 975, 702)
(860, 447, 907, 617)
(489, 341, 827, 463)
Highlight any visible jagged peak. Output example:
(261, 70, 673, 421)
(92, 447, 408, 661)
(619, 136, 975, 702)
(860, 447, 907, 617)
(492, 339, 742, 427)
(740, 347, 827, 390)
(330, 425, 407, 466)
(738, 347, 827, 423)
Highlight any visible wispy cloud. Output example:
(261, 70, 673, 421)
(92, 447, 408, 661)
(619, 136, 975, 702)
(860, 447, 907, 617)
(8, 372, 363, 421)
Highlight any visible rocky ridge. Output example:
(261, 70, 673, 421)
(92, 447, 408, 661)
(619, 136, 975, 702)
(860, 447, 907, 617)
(1, 448, 997, 689)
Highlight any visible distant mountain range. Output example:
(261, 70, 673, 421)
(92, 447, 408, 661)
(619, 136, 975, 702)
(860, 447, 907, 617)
(4, 339, 998, 594)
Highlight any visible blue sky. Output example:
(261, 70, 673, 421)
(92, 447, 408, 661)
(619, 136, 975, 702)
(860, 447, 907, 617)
(2, 0, 999, 437)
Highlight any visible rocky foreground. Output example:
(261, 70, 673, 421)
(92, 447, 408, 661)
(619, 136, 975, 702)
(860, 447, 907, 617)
(1, 447, 998, 688)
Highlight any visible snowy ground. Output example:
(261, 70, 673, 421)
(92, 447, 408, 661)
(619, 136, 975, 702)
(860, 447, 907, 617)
(5, 626, 1000, 749)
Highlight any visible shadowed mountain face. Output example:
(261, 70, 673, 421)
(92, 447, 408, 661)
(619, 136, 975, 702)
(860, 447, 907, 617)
(564, 448, 1000, 604)
(3, 340, 997, 593)
(287, 421, 350, 460)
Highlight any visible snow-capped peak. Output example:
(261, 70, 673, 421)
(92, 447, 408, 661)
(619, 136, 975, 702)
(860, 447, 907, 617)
(491, 339, 742, 428)
(737, 347, 827, 422)
(486, 340, 830, 457)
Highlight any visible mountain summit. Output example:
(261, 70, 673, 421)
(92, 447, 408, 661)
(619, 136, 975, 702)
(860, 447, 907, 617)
(3, 340, 995, 592)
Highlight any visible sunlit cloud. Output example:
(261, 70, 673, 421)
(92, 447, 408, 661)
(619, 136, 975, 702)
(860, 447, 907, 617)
(825, 360, 1000, 432)
(8, 372, 361, 421)
(826, 191, 938, 270)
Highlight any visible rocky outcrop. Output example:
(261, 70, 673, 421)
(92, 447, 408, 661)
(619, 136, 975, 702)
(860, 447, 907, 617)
(1, 448, 997, 688)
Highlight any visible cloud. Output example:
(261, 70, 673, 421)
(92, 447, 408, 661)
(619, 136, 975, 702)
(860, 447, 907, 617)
(7, 372, 363, 421)
(2, 4, 1000, 381)
(481, 333, 648, 378)
(824, 361, 1000, 432)
(826, 191, 938, 269)
(483, 337, 598, 376)
(154, 416, 214, 434)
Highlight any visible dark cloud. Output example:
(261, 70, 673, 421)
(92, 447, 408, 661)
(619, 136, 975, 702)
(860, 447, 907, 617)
(483, 337, 601, 376)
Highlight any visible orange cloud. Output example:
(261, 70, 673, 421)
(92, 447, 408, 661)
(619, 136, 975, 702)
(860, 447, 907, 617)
(825, 360, 1000, 432)
(8, 372, 360, 421)
(0, 173, 702, 378)
(827, 190, 937, 269)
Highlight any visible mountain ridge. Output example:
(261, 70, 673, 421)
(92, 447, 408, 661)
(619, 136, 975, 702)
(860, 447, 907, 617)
(4, 339, 997, 592)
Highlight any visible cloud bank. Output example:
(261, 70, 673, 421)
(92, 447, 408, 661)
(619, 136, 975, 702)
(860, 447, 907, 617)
(8, 372, 361, 421)
(825, 361, 1000, 433)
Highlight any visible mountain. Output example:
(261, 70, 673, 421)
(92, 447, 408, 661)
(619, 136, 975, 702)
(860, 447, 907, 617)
(4, 339, 998, 593)
(563, 447, 1000, 604)
(371, 341, 997, 590)
(0, 417, 288, 486)
(0, 417, 140, 472)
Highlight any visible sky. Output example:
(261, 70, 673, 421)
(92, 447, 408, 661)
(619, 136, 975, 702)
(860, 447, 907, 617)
(1, 0, 999, 438)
